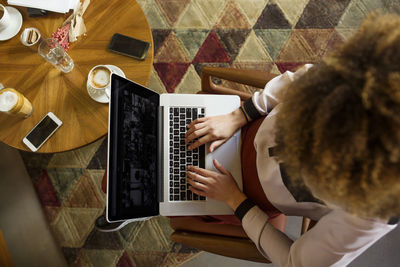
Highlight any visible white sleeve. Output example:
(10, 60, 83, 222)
(242, 207, 396, 267)
(251, 64, 313, 115)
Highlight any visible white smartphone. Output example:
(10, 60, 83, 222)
(22, 112, 63, 152)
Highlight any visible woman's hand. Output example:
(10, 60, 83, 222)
(187, 159, 246, 210)
(186, 107, 247, 152)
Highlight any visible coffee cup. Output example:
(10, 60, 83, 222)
(0, 87, 33, 118)
(0, 4, 10, 31)
(87, 65, 114, 97)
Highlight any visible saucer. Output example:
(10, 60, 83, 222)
(0, 7, 23, 41)
(87, 65, 126, 103)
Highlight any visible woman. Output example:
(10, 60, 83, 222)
(185, 14, 400, 266)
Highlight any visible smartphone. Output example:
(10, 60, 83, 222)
(108, 33, 151, 60)
(22, 112, 62, 152)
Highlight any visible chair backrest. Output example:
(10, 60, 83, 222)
(200, 66, 278, 101)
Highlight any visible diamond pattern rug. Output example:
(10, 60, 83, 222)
(20, 0, 400, 266)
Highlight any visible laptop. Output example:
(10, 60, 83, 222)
(106, 74, 242, 222)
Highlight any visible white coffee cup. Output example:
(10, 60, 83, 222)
(87, 65, 115, 97)
(0, 4, 11, 31)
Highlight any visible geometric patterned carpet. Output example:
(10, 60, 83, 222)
(20, 0, 400, 266)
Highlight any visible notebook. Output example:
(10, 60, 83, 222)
(8, 0, 79, 13)
(106, 74, 242, 222)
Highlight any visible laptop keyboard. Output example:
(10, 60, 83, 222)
(168, 107, 206, 202)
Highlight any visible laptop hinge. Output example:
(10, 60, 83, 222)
(157, 106, 164, 203)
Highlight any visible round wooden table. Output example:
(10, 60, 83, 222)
(0, 0, 154, 153)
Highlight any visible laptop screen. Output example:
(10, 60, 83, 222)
(108, 74, 160, 221)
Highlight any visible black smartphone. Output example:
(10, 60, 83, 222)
(108, 33, 151, 60)
(22, 112, 63, 152)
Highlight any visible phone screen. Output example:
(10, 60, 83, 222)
(26, 115, 59, 148)
(108, 33, 150, 60)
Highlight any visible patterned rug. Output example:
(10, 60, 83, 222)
(20, 0, 400, 266)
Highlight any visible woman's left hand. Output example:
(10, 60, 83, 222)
(187, 159, 246, 210)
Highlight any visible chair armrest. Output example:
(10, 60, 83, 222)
(201, 67, 278, 101)
(170, 217, 248, 238)
(171, 230, 271, 263)
(169, 214, 286, 263)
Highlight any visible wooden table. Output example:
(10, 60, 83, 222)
(0, 0, 154, 153)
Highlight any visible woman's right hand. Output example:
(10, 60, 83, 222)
(186, 107, 248, 152)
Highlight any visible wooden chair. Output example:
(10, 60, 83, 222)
(200, 66, 279, 101)
(170, 66, 316, 263)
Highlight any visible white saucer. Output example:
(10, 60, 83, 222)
(87, 65, 126, 103)
(0, 7, 23, 41)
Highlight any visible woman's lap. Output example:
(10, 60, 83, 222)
(193, 117, 282, 225)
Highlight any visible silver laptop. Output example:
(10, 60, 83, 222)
(106, 74, 242, 222)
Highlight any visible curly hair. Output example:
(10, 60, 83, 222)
(276, 13, 400, 220)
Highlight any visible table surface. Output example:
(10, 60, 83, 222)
(0, 0, 154, 153)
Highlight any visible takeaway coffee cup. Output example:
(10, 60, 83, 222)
(0, 85, 33, 118)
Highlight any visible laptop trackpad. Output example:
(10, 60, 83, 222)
(205, 132, 242, 190)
